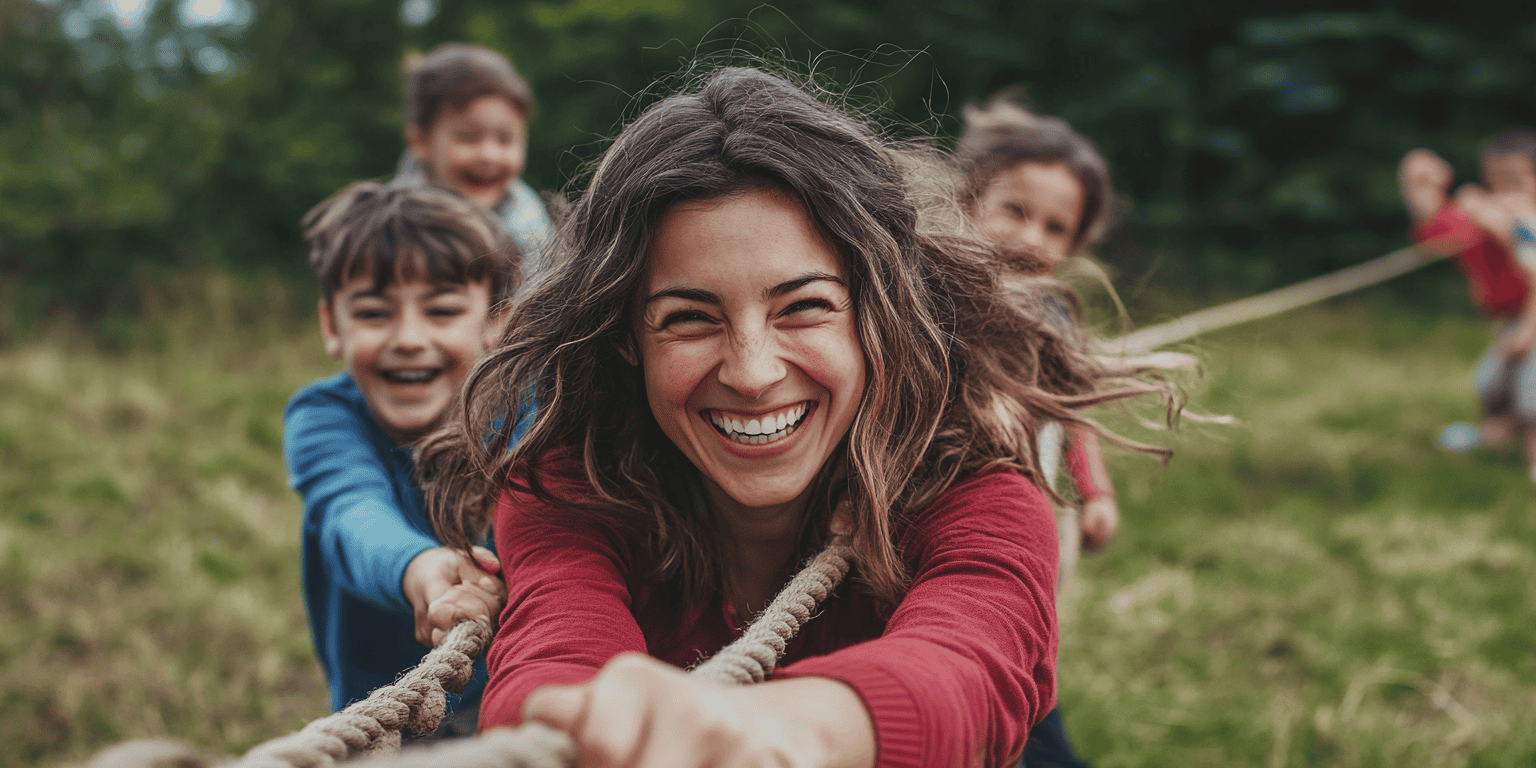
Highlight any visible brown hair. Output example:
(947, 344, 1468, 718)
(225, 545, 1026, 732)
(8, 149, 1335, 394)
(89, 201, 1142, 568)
(420, 67, 1169, 607)
(405, 43, 534, 130)
(302, 181, 520, 304)
(957, 88, 1116, 249)
(1483, 126, 1536, 166)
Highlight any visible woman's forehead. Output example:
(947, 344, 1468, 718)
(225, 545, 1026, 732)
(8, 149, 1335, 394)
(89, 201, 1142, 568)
(642, 189, 848, 290)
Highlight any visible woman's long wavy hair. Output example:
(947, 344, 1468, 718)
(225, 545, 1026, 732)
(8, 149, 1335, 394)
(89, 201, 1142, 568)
(420, 67, 1169, 607)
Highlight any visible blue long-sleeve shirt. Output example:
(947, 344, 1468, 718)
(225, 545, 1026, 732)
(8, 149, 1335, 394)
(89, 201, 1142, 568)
(284, 372, 523, 712)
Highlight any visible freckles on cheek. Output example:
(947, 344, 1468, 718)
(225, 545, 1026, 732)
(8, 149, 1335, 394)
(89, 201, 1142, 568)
(783, 332, 863, 391)
(650, 346, 716, 404)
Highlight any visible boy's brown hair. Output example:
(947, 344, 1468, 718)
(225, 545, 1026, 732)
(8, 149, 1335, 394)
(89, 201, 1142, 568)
(406, 43, 534, 130)
(302, 181, 520, 305)
(1483, 126, 1536, 166)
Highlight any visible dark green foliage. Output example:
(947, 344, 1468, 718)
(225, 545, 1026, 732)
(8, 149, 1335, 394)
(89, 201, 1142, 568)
(4, 0, 1535, 328)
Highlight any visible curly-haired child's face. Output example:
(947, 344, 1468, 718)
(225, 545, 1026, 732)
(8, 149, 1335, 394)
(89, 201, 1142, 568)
(971, 161, 1084, 274)
(320, 274, 500, 445)
(634, 188, 866, 517)
(408, 95, 528, 211)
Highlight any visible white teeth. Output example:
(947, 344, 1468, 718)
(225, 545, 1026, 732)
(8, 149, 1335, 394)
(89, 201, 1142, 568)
(386, 369, 435, 383)
(709, 403, 812, 444)
(787, 405, 805, 426)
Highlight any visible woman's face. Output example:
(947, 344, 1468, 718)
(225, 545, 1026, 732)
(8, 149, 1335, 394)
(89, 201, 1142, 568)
(634, 187, 867, 514)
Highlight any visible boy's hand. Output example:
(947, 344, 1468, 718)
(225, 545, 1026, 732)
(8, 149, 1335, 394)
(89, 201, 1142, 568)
(1399, 149, 1453, 223)
(1079, 496, 1119, 552)
(402, 546, 506, 647)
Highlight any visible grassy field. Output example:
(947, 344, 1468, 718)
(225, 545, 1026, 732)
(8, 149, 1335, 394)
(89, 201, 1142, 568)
(3, 273, 1534, 766)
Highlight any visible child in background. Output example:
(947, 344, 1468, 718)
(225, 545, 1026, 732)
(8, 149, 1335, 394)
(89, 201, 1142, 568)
(285, 181, 524, 732)
(1400, 129, 1536, 481)
(957, 91, 1120, 768)
(396, 43, 557, 286)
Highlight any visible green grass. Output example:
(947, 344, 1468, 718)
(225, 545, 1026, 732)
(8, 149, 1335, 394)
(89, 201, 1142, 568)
(0, 274, 335, 766)
(1063, 295, 1536, 767)
(3, 275, 1534, 766)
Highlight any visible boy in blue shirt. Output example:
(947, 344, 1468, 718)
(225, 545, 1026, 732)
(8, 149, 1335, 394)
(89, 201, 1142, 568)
(285, 180, 523, 732)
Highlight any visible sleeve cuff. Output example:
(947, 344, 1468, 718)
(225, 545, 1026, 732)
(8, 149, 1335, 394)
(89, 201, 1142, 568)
(776, 656, 923, 768)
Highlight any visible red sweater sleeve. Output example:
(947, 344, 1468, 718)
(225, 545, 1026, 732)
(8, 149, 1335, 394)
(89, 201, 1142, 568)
(775, 469, 1060, 768)
(477, 485, 648, 728)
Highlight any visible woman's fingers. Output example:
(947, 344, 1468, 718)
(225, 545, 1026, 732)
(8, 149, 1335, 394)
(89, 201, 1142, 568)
(524, 683, 586, 732)
(526, 653, 805, 768)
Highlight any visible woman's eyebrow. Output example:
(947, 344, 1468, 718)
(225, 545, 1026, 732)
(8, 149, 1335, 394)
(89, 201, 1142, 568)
(644, 287, 721, 306)
(642, 273, 845, 306)
(765, 272, 844, 299)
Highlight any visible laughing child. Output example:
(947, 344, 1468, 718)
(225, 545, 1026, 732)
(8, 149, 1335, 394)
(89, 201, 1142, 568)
(396, 43, 557, 286)
(1400, 129, 1536, 480)
(957, 90, 1122, 768)
(284, 181, 524, 732)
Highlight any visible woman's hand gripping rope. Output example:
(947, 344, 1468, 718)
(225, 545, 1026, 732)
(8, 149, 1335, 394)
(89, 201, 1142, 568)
(361, 533, 861, 768)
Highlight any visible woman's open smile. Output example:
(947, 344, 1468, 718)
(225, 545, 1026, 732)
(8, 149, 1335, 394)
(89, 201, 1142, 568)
(705, 401, 814, 449)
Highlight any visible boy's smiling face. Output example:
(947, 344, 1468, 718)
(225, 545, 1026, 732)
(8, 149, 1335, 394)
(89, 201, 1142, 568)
(320, 274, 501, 445)
(407, 95, 528, 211)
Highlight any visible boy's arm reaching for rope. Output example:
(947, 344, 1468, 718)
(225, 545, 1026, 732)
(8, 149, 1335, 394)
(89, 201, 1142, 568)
(285, 381, 505, 649)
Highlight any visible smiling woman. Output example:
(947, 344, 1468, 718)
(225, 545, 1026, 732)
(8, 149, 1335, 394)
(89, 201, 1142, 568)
(418, 66, 1172, 768)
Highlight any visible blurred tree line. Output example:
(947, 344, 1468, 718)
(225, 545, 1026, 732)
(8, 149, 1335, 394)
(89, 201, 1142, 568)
(3, 0, 1533, 336)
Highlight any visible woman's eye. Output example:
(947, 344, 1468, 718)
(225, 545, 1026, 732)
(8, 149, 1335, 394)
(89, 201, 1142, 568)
(1004, 203, 1027, 219)
(659, 310, 714, 329)
(1046, 221, 1070, 236)
(782, 298, 833, 317)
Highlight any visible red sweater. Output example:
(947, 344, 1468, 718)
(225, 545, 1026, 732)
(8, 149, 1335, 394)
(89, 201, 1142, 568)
(1416, 203, 1530, 319)
(480, 466, 1060, 768)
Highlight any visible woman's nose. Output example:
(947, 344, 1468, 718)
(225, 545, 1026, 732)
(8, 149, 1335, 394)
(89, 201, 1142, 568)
(716, 328, 787, 398)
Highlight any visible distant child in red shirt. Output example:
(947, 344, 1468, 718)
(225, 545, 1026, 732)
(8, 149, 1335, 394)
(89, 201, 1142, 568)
(1399, 128, 1536, 480)
(420, 68, 1173, 767)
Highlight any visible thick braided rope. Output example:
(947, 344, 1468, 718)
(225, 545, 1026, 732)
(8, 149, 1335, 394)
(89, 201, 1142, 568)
(346, 536, 854, 768)
(689, 535, 854, 685)
(87, 537, 853, 768)
(230, 620, 491, 768)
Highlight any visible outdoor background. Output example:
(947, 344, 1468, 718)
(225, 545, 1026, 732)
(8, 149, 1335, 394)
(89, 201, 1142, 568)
(3, 0, 1535, 765)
